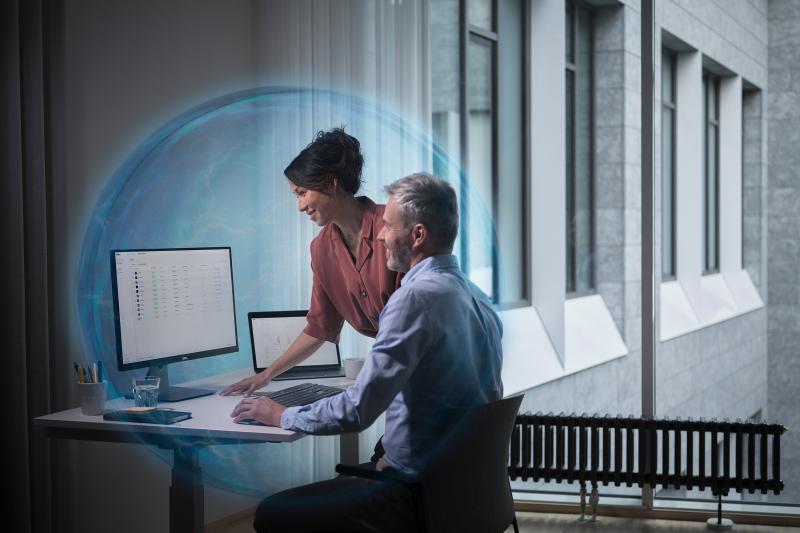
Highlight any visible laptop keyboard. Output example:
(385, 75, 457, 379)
(255, 382, 344, 407)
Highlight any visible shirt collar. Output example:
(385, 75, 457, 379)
(400, 254, 459, 287)
(329, 196, 377, 242)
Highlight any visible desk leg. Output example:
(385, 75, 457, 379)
(340, 432, 360, 465)
(170, 444, 204, 533)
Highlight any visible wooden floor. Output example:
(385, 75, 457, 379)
(510, 512, 797, 532)
(212, 510, 799, 532)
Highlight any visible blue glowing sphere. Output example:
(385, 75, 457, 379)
(77, 87, 494, 494)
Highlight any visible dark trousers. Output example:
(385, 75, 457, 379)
(253, 473, 418, 533)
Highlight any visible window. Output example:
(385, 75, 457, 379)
(465, 16, 496, 300)
(565, 0, 594, 295)
(741, 89, 746, 270)
(661, 51, 677, 279)
(703, 72, 720, 274)
(430, 0, 528, 307)
(741, 88, 761, 272)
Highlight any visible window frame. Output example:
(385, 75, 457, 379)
(457, 0, 530, 309)
(565, 0, 595, 298)
(661, 50, 677, 281)
(702, 71, 721, 275)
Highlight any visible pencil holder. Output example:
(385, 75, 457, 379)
(78, 381, 107, 416)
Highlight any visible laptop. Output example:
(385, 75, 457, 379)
(248, 310, 345, 380)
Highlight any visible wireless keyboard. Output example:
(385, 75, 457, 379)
(256, 382, 344, 407)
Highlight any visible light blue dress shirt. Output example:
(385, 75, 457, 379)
(280, 254, 504, 479)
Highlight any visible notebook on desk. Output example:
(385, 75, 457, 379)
(103, 409, 192, 425)
(248, 310, 345, 379)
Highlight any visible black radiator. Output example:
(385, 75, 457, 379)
(508, 413, 786, 520)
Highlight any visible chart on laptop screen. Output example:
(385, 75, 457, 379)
(113, 248, 237, 364)
(251, 315, 338, 368)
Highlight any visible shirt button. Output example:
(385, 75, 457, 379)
(360, 289, 368, 298)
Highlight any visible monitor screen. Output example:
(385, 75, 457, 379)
(250, 314, 339, 369)
(111, 247, 238, 369)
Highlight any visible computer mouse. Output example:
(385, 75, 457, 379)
(236, 418, 264, 425)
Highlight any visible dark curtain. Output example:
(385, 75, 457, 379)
(2, 0, 54, 531)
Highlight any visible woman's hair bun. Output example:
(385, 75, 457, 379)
(284, 126, 364, 195)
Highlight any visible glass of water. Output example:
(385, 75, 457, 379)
(133, 376, 160, 408)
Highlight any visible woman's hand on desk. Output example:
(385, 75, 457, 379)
(219, 371, 271, 396)
(221, 334, 324, 397)
(231, 396, 286, 426)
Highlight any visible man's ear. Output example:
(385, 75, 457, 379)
(411, 223, 427, 249)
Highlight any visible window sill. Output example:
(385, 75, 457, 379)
(499, 294, 628, 396)
(659, 270, 763, 342)
(564, 294, 628, 374)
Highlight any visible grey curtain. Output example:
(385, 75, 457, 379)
(1, 0, 54, 531)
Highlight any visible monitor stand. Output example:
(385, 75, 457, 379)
(125, 364, 214, 402)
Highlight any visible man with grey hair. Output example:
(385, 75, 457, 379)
(239, 172, 504, 533)
(381, 172, 460, 270)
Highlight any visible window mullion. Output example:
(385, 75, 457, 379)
(490, 5, 499, 303)
(459, 0, 469, 274)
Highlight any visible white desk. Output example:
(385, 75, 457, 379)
(34, 368, 361, 533)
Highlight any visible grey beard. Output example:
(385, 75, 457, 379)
(388, 241, 413, 273)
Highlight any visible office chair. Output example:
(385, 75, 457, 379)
(336, 395, 523, 533)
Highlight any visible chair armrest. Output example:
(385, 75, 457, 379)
(335, 463, 409, 484)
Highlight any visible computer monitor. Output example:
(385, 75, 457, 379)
(110, 247, 238, 401)
(249, 311, 344, 379)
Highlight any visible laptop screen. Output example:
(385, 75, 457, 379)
(249, 312, 340, 370)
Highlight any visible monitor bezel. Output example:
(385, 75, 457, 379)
(248, 310, 342, 373)
(110, 246, 239, 372)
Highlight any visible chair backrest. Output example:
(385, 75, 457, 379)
(419, 395, 523, 533)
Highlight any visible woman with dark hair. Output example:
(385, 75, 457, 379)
(221, 127, 402, 396)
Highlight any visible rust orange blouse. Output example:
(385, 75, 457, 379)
(303, 197, 403, 342)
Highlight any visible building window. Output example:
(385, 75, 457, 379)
(703, 72, 720, 274)
(741, 91, 745, 270)
(742, 88, 761, 272)
(566, 0, 594, 295)
(661, 51, 677, 279)
(430, 0, 528, 307)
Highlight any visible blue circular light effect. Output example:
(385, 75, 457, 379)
(77, 86, 501, 495)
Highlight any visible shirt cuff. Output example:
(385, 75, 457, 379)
(302, 322, 341, 344)
(279, 405, 302, 430)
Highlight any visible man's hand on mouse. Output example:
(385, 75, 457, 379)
(231, 396, 286, 426)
